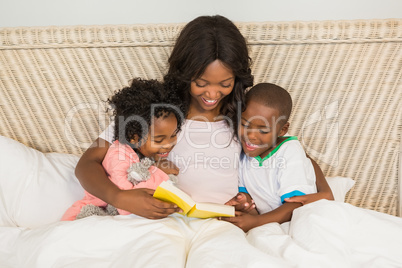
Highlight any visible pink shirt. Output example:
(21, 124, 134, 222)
(61, 141, 169, 220)
(99, 120, 241, 204)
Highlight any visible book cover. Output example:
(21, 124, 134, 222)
(153, 181, 235, 219)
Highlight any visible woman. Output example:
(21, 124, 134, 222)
(75, 16, 333, 220)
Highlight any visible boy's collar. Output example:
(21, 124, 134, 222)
(253, 136, 298, 166)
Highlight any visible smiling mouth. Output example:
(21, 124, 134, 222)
(201, 97, 218, 106)
(157, 152, 169, 158)
(244, 142, 260, 151)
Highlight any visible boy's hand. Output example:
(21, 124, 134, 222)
(155, 159, 179, 175)
(225, 192, 257, 213)
(220, 211, 260, 232)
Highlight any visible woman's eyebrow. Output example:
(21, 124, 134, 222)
(152, 135, 166, 139)
(196, 77, 234, 82)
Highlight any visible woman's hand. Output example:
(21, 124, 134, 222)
(114, 188, 182, 219)
(225, 192, 257, 214)
(284, 192, 333, 205)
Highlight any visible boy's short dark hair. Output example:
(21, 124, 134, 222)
(246, 83, 293, 124)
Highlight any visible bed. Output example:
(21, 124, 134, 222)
(0, 18, 401, 267)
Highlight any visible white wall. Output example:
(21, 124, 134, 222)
(1, 0, 401, 27)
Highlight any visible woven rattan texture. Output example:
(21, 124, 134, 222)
(1, 20, 401, 216)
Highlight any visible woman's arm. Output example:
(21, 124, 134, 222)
(285, 155, 334, 205)
(310, 156, 333, 197)
(75, 138, 181, 219)
(75, 138, 116, 202)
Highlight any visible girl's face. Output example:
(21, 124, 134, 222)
(131, 112, 178, 162)
(190, 60, 235, 115)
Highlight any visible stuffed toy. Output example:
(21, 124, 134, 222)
(76, 157, 178, 219)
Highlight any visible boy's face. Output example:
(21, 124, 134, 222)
(240, 100, 288, 159)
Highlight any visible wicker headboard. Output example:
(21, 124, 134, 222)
(0, 19, 401, 216)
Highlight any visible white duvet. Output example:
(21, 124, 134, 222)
(1, 200, 402, 268)
(1, 136, 402, 267)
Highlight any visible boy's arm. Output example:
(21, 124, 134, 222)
(221, 202, 302, 232)
(285, 155, 334, 204)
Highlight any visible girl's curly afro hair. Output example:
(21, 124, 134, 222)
(108, 78, 186, 147)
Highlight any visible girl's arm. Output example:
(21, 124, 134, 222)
(75, 138, 181, 219)
(285, 155, 334, 205)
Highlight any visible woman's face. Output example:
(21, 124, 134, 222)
(190, 60, 235, 114)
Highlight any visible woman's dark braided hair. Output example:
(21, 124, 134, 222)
(108, 78, 186, 148)
(164, 15, 253, 140)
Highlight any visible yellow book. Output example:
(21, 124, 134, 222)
(153, 181, 235, 219)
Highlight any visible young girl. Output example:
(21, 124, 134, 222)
(62, 78, 185, 220)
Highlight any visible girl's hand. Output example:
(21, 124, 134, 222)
(155, 159, 179, 175)
(225, 192, 257, 213)
(284, 192, 332, 205)
(220, 211, 260, 232)
(115, 188, 182, 219)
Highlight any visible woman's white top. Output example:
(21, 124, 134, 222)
(99, 119, 241, 204)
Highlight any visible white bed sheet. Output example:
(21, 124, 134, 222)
(1, 213, 287, 268)
(1, 200, 402, 268)
(248, 200, 402, 267)
(1, 136, 401, 267)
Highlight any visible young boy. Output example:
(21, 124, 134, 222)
(223, 83, 317, 232)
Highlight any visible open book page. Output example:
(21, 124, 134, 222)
(187, 203, 235, 218)
(153, 181, 234, 218)
(153, 181, 195, 214)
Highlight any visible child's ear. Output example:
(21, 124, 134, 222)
(279, 122, 289, 136)
(130, 134, 141, 147)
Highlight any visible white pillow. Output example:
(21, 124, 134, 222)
(326, 176, 355, 202)
(0, 136, 85, 228)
